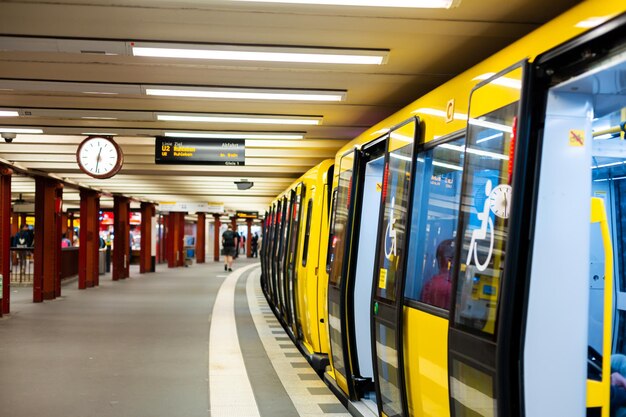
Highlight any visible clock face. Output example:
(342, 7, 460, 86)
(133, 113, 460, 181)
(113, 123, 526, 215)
(76, 136, 123, 179)
(488, 184, 512, 219)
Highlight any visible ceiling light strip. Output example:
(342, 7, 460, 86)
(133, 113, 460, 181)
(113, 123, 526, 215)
(164, 131, 304, 140)
(227, 0, 457, 7)
(0, 110, 19, 117)
(0, 127, 43, 134)
(145, 88, 345, 102)
(132, 43, 388, 65)
(157, 113, 322, 125)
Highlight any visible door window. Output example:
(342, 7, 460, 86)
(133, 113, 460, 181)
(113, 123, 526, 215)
(405, 136, 465, 311)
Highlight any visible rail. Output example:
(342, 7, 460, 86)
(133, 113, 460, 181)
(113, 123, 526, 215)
(10, 247, 34, 285)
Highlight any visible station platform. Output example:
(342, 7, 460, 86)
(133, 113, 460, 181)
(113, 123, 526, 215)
(0, 259, 349, 417)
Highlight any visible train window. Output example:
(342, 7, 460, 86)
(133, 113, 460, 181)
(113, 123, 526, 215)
(453, 100, 519, 336)
(301, 198, 314, 267)
(327, 152, 356, 287)
(404, 136, 465, 310)
(375, 127, 415, 303)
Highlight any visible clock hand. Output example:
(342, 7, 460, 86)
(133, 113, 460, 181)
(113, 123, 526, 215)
(95, 147, 103, 172)
(503, 190, 508, 217)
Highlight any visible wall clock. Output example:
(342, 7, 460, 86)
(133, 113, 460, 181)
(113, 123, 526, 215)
(76, 136, 124, 179)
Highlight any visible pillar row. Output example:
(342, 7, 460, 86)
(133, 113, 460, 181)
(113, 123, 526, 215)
(166, 212, 185, 268)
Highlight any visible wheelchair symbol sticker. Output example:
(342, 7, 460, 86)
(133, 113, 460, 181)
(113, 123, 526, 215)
(466, 180, 495, 271)
(384, 196, 397, 260)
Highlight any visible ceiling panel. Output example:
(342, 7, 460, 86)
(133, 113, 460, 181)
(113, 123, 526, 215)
(0, 0, 583, 212)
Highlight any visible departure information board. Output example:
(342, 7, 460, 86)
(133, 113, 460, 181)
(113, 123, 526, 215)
(155, 137, 245, 165)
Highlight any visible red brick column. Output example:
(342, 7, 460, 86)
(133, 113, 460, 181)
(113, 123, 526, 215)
(140, 202, 155, 274)
(79, 189, 100, 289)
(166, 212, 185, 268)
(196, 213, 206, 264)
(34, 178, 62, 302)
(0, 166, 12, 315)
(113, 196, 130, 280)
(213, 214, 221, 262)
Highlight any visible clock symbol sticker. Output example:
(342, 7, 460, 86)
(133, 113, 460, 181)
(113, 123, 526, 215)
(488, 183, 512, 219)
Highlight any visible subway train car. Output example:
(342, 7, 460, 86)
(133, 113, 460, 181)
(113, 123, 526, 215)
(262, 2, 626, 417)
(261, 160, 334, 368)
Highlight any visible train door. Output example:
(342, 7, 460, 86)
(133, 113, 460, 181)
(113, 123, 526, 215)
(348, 138, 386, 407)
(523, 17, 625, 417)
(278, 196, 292, 320)
(271, 199, 283, 308)
(402, 132, 465, 417)
(286, 184, 306, 337)
(447, 62, 526, 417)
(371, 118, 419, 417)
(326, 149, 361, 397)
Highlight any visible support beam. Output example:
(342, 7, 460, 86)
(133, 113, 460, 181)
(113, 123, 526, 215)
(0, 166, 12, 315)
(140, 202, 155, 274)
(196, 213, 206, 264)
(79, 189, 100, 289)
(246, 218, 252, 258)
(113, 196, 130, 281)
(34, 178, 62, 302)
(213, 214, 221, 262)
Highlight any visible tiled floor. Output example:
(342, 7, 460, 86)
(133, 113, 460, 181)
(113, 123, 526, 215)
(0, 259, 350, 417)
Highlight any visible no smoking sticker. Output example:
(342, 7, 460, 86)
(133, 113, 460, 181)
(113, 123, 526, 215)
(569, 129, 585, 147)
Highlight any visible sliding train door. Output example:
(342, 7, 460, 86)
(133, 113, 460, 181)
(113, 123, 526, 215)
(371, 118, 419, 417)
(326, 149, 361, 397)
(447, 63, 527, 417)
(523, 16, 625, 417)
(286, 184, 306, 337)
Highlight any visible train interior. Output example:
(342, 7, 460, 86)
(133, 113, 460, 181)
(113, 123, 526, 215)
(352, 154, 384, 412)
(524, 48, 625, 417)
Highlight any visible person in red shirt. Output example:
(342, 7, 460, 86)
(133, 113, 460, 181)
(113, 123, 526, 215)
(420, 239, 455, 310)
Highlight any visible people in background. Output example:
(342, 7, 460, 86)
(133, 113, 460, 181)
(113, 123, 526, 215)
(240, 234, 246, 255)
(61, 233, 72, 248)
(15, 223, 33, 248)
(251, 233, 259, 258)
(222, 225, 237, 272)
(420, 239, 455, 310)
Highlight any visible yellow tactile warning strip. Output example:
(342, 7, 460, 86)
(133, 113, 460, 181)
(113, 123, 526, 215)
(246, 268, 351, 417)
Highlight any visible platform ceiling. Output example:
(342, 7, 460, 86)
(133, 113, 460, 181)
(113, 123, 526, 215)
(0, 0, 581, 213)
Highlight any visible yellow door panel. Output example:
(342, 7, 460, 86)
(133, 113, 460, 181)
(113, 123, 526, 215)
(403, 307, 450, 417)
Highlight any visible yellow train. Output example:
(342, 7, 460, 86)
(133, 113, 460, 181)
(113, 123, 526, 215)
(261, 2, 626, 417)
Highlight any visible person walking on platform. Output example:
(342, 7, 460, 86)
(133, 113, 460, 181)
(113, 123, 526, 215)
(251, 233, 258, 258)
(233, 231, 240, 259)
(222, 225, 237, 272)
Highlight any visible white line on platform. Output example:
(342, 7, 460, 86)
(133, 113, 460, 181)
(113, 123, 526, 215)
(209, 263, 261, 417)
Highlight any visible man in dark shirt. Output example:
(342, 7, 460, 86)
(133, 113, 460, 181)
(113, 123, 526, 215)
(222, 225, 237, 272)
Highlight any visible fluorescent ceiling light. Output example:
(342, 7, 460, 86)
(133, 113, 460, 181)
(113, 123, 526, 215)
(439, 142, 509, 161)
(0, 110, 18, 117)
(82, 132, 118, 136)
(157, 113, 322, 125)
(228, 0, 458, 7)
(145, 87, 345, 102)
(81, 116, 118, 120)
(164, 131, 304, 140)
(82, 91, 119, 95)
(476, 132, 503, 144)
(132, 43, 388, 65)
(0, 127, 43, 134)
